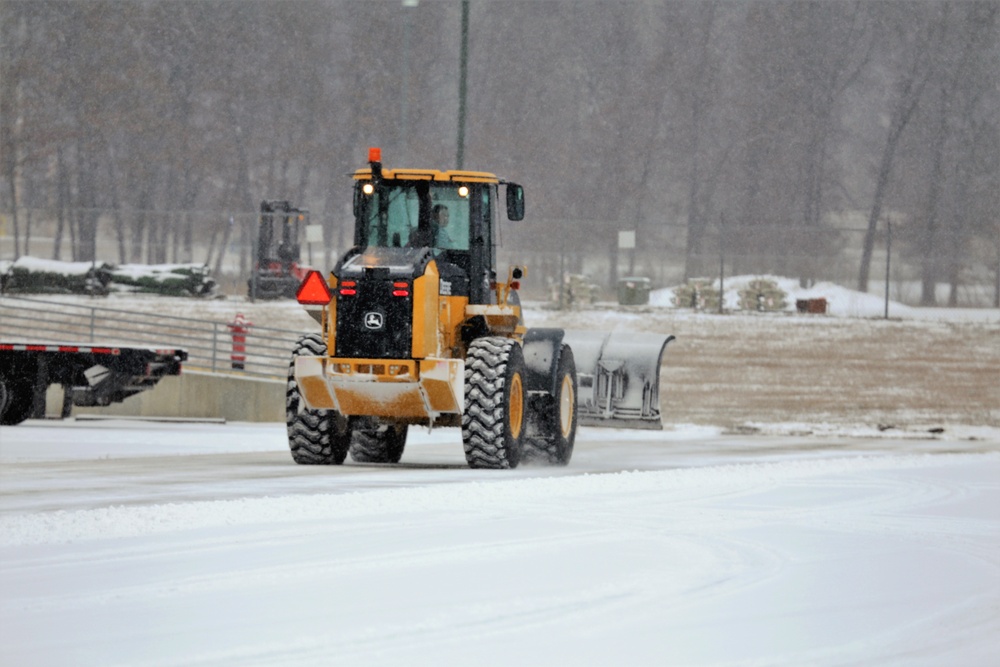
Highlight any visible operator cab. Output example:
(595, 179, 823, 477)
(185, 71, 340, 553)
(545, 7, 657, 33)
(352, 151, 522, 306)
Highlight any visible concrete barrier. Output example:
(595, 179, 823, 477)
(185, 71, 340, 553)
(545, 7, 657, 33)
(48, 371, 286, 422)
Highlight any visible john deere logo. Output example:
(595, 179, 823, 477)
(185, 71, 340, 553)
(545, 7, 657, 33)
(364, 312, 384, 330)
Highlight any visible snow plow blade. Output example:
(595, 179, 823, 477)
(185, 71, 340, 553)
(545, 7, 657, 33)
(562, 330, 675, 430)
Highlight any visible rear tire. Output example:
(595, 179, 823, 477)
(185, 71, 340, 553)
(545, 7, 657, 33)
(462, 337, 526, 469)
(523, 345, 577, 466)
(349, 423, 408, 463)
(0, 371, 34, 426)
(286, 333, 350, 464)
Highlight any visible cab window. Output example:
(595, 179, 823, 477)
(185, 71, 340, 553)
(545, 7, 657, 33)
(357, 181, 471, 251)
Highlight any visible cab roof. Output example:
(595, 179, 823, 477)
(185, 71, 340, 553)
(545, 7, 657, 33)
(353, 167, 500, 184)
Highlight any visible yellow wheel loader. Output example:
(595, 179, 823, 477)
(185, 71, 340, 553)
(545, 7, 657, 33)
(286, 148, 674, 469)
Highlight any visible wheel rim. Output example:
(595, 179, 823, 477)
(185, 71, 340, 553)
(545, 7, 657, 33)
(559, 374, 575, 438)
(509, 372, 524, 439)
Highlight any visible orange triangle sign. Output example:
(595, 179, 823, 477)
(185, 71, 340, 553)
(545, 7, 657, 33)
(296, 270, 332, 305)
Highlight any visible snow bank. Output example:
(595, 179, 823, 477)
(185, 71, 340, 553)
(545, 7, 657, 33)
(650, 274, 917, 318)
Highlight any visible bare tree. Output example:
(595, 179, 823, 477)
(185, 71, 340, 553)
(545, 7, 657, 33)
(2, 0, 996, 305)
(858, 4, 948, 293)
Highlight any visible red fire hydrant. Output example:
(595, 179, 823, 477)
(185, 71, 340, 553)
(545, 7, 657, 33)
(227, 312, 253, 370)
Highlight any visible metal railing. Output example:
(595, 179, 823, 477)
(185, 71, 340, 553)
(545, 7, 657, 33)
(0, 295, 307, 379)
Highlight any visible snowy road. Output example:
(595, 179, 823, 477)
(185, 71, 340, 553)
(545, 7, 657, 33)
(2, 420, 999, 666)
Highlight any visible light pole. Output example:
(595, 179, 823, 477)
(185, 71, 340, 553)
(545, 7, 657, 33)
(401, 1, 418, 157)
(456, 0, 469, 168)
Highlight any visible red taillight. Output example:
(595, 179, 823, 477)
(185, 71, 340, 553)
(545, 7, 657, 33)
(392, 281, 410, 297)
(340, 289, 357, 296)
(296, 270, 333, 305)
(392, 290, 409, 297)
(338, 280, 357, 296)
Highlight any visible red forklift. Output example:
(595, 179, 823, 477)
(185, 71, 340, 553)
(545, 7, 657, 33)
(248, 200, 313, 300)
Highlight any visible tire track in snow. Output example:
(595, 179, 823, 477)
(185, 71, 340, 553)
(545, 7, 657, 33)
(2, 453, 998, 667)
(5, 453, 988, 547)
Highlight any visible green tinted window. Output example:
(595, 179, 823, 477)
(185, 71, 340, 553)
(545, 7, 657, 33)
(358, 181, 471, 250)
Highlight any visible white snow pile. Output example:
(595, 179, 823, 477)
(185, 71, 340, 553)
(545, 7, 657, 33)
(651, 274, 908, 318)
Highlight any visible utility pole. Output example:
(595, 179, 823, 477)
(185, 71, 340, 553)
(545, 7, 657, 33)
(718, 213, 725, 314)
(884, 217, 892, 319)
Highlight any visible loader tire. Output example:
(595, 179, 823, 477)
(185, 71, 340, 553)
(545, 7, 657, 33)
(349, 423, 408, 463)
(523, 345, 577, 466)
(462, 337, 526, 469)
(0, 372, 34, 426)
(286, 333, 350, 465)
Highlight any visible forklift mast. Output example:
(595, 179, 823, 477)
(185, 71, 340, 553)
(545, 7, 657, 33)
(257, 200, 306, 268)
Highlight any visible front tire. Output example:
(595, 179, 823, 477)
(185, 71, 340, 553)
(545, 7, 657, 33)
(523, 345, 577, 466)
(286, 333, 350, 464)
(462, 337, 526, 469)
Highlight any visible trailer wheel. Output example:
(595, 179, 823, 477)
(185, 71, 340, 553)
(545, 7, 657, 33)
(286, 334, 350, 464)
(523, 345, 578, 466)
(0, 372, 34, 426)
(349, 423, 408, 463)
(462, 337, 526, 469)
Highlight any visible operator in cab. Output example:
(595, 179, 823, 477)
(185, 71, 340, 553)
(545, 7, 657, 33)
(408, 203, 454, 250)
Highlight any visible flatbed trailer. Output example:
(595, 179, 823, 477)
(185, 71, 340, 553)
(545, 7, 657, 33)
(0, 342, 187, 425)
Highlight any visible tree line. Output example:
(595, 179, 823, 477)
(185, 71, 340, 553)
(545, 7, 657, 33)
(2, 1, 997, 305)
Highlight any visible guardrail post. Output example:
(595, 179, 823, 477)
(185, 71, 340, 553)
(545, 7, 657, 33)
(211, 323, 219, 372)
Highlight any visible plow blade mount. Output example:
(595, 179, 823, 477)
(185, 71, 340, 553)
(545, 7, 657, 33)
(294, 355, 465, 423)
(562, 330, 675, 429)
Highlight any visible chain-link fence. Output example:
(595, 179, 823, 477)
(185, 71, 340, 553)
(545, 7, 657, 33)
(3, 208, 998, 308)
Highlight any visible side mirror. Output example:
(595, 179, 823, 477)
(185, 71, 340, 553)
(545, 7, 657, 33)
(506, 183, 525, 221)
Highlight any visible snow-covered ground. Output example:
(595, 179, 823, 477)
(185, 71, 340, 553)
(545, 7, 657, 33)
(2, 279, 998, 665)
(2, 420, 998, 666)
